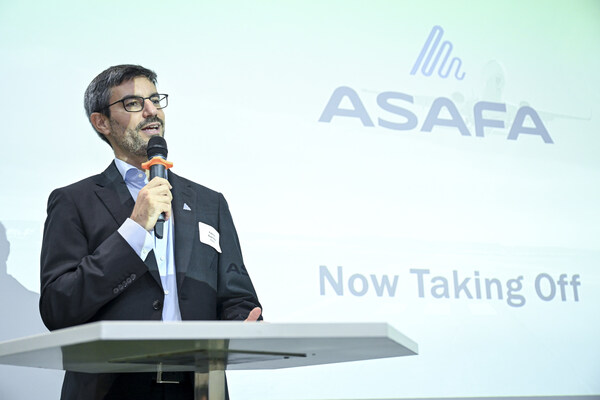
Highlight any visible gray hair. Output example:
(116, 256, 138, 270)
(84, 64, 158, 145)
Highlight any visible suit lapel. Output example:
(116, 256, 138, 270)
(169, 171, 196, 289)
(94, 162, 162, 288)
(94, 162, 134, 226)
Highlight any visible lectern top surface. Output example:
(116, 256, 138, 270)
(0, 321, 418, 373)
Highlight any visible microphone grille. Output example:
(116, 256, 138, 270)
(147, 136, 168, 159)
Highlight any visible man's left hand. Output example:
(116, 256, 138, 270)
(244, 307, 262, 322)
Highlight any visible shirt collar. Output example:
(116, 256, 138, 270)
(114, 158, 147, 187)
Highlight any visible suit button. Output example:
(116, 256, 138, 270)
(113, 288, 119, 294)
(131, 274, 136, 281)
(152, 300, 162, 310)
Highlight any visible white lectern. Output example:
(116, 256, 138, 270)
(0, 321, 418, 399)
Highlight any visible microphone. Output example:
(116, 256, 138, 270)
(143, 136, 173, 239)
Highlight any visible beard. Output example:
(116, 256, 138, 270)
(109, 116, 165, 158)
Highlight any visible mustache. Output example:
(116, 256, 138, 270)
(136, 116, 164, 131)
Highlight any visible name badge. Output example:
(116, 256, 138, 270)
(198, 222, 222, 253)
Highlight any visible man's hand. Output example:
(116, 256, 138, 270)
(130, 177, 172, 231)
(244, 307, 262, 322)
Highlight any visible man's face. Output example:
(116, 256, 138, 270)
(105, 76, 166, 161)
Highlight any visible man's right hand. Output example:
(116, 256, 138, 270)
(130, 177, 173, 231)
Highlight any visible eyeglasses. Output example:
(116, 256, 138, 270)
(105, 94, 168, 112)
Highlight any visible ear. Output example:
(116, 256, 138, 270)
(90, 112, 111, 137)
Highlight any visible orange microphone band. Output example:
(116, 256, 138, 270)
(141, 157, 174, 170)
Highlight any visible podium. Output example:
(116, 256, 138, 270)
(0, 321, 418, 399)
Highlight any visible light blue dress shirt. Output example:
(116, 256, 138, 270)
(114, 158, 182, 321)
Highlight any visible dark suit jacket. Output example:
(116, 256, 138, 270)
(39, 162, 261, 399)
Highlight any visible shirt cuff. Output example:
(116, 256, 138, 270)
(118, 218, 154, 261)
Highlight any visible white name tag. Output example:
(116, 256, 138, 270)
(198, 222, 222, 253)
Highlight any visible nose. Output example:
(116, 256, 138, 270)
(142, 98, 159, 118)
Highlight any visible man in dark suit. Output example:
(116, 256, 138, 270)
(39, 64, 262, 399)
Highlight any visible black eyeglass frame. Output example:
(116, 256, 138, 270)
(104, 94, 169, 112)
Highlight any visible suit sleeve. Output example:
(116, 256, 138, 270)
(215, 193, 262, 321)
(39, 188, 149, 330)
